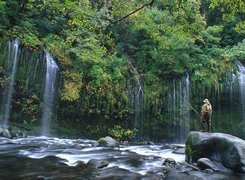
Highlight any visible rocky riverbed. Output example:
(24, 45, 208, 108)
(0, 133, 244, 179)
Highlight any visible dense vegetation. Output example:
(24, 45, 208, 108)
(0, 0, 244, 140)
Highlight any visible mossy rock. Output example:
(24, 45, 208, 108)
(98, 136, 119, 147)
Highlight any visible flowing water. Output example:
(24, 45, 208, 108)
(211, 61, 245, 138)
(0, 136, 243, 179)
(133, 76, 144, 135)
(179, 74, 190, 143)
(167, 74, 190, 143)
(127, 66, 145, 139)
(128, 72, 191, 142)
(0, 136, 184, 179)
(41, 53, 59, 136)
(237, 61, 245, 120)
(0, 40, 20, 128)
(0, 41, 59, 135)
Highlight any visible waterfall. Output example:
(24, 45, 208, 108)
(167, 73, 190, 143)
(134, 76, 143, 131)
(236, 61, 245, 120)
(179, 74, 190, 142)
(230, 73, 236, 122)
(0, 40, 20, 128)
(128, 66, 144, 139)
(41, 53, 59, 136)
(0, 40, 59, 134)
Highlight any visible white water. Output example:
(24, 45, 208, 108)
(0, 40, 19, 128)
(15, 136, 185, 176)
(237, 61, 245, 120)
(41, 53, 59, 136)
(179, 74, 190, 143)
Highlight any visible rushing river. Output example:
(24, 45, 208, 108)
(0, 136, 185, 179)
(0, 136, 244, 179)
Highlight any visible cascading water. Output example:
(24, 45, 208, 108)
(236, 61, 245, 120)
(0, 40, 20, 128)
(167, 73, 190, 143)
(128, 74, 144, 135)
(134, 77, 143, 129)
(41, 53, 59, 136)
(179, 74, 190, 142)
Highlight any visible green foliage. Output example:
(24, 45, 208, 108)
(209, 0, 245, 33)
(200, 25, 223, 47)
(226, 40, 245, 62)
(0, 0, 7, 34)
(210, 0, 245, 18)
(11, 86, 42, 125)
(0, 66, 6, 88)
(0, 0, 244, 139)
(185, 145, 201, 160)
(109, 125, 138, 141)
(20, 95, 41, 122)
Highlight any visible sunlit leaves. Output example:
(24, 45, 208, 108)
(61, 81, 82, 101)
(210, 0, 245, 16)
(122, 1, 206, 78)
(60, 71, 83, 101)
(209, 0, 245, 32)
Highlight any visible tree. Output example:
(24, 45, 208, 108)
(0, 0, 7, 33)
(209, 0, 245, 32)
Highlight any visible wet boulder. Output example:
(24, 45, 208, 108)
(98, 136, 119, 147)
(0, 128, 12, 138)
(162, 158, 182, 170)
(11, 131, 27, 138)
(197, 158, 219, 172)
(185, 131, 245, 173)
(173, 148, 185, 155)
(163, 158, 176, 165)
(87, 159, 109, 169)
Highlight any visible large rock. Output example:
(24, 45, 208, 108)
(0, 128, 12, 138)
(98, 136, 119, 147)
(185, 131, 245, 173)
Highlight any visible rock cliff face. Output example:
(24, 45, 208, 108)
(185, 131, 245, 173)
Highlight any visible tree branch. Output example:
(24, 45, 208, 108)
(110, 0, 155, 24)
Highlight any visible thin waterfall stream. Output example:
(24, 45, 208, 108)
(179, 74, 190, 143)
(167, 73, 190, 143)
(237, 61, 245, 120)
(0, 40, 20, 128)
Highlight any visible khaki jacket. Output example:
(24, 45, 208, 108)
(201, 102, 212, 116)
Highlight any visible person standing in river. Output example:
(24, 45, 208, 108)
(200, 99, 212, 132)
